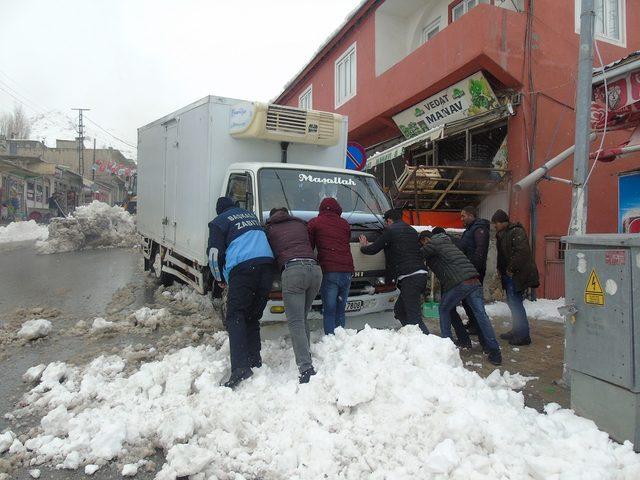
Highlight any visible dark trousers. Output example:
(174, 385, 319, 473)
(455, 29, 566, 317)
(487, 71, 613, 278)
(451, 273, 486, 348)
(226, 263, 274, 370)
(395, 273, 429, 334)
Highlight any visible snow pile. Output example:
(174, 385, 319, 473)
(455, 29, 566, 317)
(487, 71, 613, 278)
(131, 307, 167, 328)
(37, 201, 138, 254)
(17, 319, 52, 341)
(0, 431, 14, 454)
(161, 284, 214, 313)
(0, 220, 48, 244)
(22, 365, 46, 383)
(10, 327, 640, 478)
(458, 298, 565, 323)
(90, 318, 115, 332)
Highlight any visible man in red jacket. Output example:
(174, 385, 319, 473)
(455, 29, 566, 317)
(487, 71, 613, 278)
(308, 197, 355, 335)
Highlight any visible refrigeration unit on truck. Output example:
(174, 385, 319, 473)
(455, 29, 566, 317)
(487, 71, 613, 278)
(137, 95, 397, 321)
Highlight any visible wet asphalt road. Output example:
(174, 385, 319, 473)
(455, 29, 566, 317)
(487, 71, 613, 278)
(0, 243, 160, 480)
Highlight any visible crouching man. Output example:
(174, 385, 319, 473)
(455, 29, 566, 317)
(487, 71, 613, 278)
(419, 230, 502, 366)
(266, 207, 322, 384)
(208, 197, 275, 389)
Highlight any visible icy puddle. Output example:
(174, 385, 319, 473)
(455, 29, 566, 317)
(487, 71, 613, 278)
(5, 327, 640, 479)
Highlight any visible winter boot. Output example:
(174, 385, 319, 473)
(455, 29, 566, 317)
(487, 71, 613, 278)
(222, 367, 253, 389)
(499, 331, 514, 340)
(299, 367, 316, 384)
(509, 336, 532, 346)
(487, 349, 502, 366)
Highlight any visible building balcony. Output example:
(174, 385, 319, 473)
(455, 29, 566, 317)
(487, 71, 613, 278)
(348, 2, 527, 137)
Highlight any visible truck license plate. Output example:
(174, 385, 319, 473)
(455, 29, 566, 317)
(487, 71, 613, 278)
(345, 300, 363, 312)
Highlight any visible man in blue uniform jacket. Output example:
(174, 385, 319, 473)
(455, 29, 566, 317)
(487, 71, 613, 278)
(208, 196, 274, 389)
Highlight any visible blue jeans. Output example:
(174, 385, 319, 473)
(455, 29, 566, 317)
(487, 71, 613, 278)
(320, 272, 352, 334)
(439, 283, 500, 352)
(502, 274, 530, 338)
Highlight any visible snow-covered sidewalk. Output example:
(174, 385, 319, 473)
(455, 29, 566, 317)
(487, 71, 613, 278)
(7, 326, 639, 479)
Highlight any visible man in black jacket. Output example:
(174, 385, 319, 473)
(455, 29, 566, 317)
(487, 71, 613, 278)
(359, 208, 429, 334)
(420, 230, 502, 365)
(451, 206, 491, 343)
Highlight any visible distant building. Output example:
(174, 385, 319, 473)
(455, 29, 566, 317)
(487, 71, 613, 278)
(5, 137, 136, 206)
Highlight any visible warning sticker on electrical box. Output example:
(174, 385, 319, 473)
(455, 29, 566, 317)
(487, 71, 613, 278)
(584, 269, 605, 306)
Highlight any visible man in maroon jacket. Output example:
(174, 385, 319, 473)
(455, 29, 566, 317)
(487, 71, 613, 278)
(266, 207, 322, 383)
(308, 197, 355, 335)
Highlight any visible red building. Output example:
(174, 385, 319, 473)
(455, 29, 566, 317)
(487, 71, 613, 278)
(275, 0, 640, 298)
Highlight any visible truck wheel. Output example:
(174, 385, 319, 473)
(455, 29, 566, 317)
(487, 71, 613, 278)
(152, 250, 173, 287)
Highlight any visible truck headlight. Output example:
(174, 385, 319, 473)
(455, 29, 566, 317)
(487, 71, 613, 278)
(375, 277, 386, 286)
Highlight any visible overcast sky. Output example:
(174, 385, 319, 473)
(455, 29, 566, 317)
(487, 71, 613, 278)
(1, 0, 361, 150)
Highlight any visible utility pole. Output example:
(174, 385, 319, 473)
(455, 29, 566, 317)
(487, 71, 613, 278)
(92, 138, 96, 181)
(71, 108, 90, 177)
(568, 0, 595, 236)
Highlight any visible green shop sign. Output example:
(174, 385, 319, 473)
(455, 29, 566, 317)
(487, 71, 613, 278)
(392, 72, 498, 139)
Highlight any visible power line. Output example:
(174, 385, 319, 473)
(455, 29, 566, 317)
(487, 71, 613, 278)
(84, 115, 137, 149)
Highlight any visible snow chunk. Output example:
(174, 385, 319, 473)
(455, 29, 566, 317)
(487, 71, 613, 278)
(0, 220, 48, 244)
(457, 298, 565, 323)
(84, 464, 100, 475)
(131, 307, 167, 328)
(577, 252, 587, 273)
(28, 469, 41, 479)
(23, 364, 47, 383)
(37, 201, 138, 254)
(18, 319, 52, 340)
(13, 327, 640, 478)
(0, 431, 14, 453)
(122, 463, 138, 476)
(91, 317, 115, 332)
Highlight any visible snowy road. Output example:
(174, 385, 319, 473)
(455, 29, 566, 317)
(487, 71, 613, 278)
(1, 244, 596, 479)
(0, 245, 399, 479)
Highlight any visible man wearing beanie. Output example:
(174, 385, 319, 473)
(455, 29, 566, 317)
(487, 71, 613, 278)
(208, 196, 275, 389)
(491, 209, 540, 346)
(308, 197, 355, 335)
(419, 229, 502, 365)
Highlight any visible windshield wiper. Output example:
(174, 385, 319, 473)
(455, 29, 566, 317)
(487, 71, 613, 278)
(340, 184, 386, 229)
(272, 170, 292, 215)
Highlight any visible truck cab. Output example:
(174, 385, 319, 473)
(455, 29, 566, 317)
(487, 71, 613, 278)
(220, 162, 397, 321)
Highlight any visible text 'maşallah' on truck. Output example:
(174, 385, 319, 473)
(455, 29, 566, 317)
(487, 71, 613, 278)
(137, 96, 398, 322)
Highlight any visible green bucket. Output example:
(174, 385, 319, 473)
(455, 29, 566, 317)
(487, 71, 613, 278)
(422, 301, 439, 319)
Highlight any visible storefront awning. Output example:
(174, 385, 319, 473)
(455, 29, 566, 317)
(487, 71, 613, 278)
(365, 104, 514, 170)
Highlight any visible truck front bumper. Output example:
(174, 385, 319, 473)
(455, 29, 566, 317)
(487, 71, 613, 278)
(261, 290, 399, 324)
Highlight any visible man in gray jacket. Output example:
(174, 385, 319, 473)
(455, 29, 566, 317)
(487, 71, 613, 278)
(420, 230, 502, 365)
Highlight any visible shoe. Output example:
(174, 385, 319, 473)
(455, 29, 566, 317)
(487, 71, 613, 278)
(249, 358, 262, 369)
(487, 349, 502, 366)
(509, 336, 532, 346)
(453, 339, 472, 350)
(222, 368, 253, 389)
(499, 332, 514, 340)
(299, 367, 316, 384)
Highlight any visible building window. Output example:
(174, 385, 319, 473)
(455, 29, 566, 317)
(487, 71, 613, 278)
(575, 0, 625, 45)
(451, 0, 489, 22)
(335, 43, 357, 108)
(298, 85, 313, 110)
(421, 18, 441, 44)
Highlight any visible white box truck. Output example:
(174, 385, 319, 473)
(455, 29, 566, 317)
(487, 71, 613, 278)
(137, 95, 397, 321)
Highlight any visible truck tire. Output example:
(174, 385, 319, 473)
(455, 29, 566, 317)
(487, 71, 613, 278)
(152, 250, 173, 287)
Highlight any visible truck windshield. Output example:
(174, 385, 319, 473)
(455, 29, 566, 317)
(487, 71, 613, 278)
(258, 168, 391, 221)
